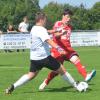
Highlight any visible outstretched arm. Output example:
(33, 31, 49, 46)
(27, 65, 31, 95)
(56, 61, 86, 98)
(46, 39, 66, 55)
(48, 28, 67, 37)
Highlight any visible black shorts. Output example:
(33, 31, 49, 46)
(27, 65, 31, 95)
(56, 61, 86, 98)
(30, 55, 60, 72)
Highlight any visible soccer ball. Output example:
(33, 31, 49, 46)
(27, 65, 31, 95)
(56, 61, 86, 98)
(77, 82, 89, 92)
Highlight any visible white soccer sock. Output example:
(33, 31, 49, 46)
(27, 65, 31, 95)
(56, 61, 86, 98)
(14, 74, 30, 89)
(61, 72, 77, 87)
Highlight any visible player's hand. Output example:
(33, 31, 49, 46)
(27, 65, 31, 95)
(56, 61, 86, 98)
(59, 51, 67, 56)
(56, 46, 66, 55)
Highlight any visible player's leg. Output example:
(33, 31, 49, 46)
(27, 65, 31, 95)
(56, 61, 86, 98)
(56, 64, 78, 88)
(39, 56, 78, 91)
(5, 60, 40, 94)
(44, 71, 59, 85)
(70, 55, 96, 82)
(39, 65, 78, 91)
(5, 71, 39, 94)
(39, 56, 64, 90)
(43, 56, 64, 85)
(70, 55, 87, 78)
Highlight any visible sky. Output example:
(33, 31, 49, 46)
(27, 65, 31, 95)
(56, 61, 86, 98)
(39, 0, 100, 9)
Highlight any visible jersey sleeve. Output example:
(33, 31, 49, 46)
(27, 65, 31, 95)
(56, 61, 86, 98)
(53, 21, 63, 32)
(39, 27, 50, 42)
(53, 21, 59, 30)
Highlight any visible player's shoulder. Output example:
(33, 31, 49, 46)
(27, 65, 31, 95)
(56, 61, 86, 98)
(54, 21, 62, 27)
(31, 26, 47, 33)
(39, 26, 47, 32)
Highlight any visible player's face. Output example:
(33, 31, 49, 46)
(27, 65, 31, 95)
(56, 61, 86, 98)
(62, 14, 71, 24)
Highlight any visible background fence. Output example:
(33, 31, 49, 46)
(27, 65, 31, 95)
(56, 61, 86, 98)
(0, 31, 100, 50)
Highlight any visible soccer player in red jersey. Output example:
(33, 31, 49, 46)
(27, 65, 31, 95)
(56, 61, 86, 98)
(39, 9, 96, 90)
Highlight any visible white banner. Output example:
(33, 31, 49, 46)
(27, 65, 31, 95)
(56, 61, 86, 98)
(70, 31, 100, 47)
(0, 34, 31, 49)
(0, 31, 100, 49)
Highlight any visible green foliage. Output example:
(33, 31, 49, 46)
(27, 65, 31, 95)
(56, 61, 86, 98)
(43, 2, 63, 29)
(0, 1, 99, 31)
(88, 2, 100, 29)
(43, 2, 100, 30)
(0, 0, 40, 31)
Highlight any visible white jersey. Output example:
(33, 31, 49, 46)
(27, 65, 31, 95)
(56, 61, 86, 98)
(19, 22, 29, 32)
(30, 26, 51, 60)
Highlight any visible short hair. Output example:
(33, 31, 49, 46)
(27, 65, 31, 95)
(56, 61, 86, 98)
(63, 9, 73, 16)
(35, 12, 47, 23)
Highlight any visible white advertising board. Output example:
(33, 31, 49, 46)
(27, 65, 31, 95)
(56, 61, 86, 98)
(0, 31, 100, 49)
(0, 34, 31, 49)
(71, 31, 100, 47)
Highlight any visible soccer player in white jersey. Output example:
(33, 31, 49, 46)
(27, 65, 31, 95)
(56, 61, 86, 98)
(5, 12, 82, 94)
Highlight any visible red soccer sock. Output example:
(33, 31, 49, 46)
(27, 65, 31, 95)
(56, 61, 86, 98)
(73, 59, 87, 78)
(45, 71, 59, 85)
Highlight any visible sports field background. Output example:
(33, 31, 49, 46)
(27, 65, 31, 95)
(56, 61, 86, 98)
(0, 47, 99, 100)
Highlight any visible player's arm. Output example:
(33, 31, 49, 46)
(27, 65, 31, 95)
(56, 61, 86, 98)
(54, 31, 64, 37)
(46, 39, 66, 55)
(48, 27, 67, 37)
(51, 30, 67, 37)
(48, 29, 62, 37)
(47, 29, 56, 33)
(41, 27, 66, 55)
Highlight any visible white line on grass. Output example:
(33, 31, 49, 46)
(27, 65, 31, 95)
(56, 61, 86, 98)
(0, 66, 24, 69)
(0, 66, 99, 71)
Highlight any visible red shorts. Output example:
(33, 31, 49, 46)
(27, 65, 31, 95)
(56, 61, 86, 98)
(51, 48, 78, 64)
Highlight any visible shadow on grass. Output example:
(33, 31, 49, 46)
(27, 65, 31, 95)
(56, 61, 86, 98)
(0, 64, 13, 67)
(39, 85, 93, 93)
(88, 83, 95, 86)
(14, 86, 74, 94)
(39, 86, 75, 93)
(9, 85, 93, 95)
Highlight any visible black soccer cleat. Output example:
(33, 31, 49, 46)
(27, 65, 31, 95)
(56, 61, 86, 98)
(5, 85, 14, 94)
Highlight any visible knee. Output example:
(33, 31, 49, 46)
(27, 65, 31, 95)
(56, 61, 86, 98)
(70, 55, 79, 63)
(27, 72, 37, 80)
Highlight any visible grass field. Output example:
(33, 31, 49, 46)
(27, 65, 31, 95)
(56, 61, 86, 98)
(0, 47, 100, 100)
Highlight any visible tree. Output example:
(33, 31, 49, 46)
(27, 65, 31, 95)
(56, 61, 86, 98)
(43, 2, 63, 29)
(0, 0, 99, 31)
(0, 0, 40, 31)
(88, 2, 100, 29)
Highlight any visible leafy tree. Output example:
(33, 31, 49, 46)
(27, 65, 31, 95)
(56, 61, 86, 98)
(0, 0, 99, 31)
(43, 2, 63, 29)
(88, 2, 100, 29)
(0, 0, 40, 31)
(43, 1, 100, 30)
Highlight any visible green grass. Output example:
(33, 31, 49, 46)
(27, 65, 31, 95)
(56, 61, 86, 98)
(0, 47, 100, 100)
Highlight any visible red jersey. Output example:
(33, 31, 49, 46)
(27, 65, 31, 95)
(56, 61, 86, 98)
(53, 21, 73, 51)
(51, 21, 78, 62)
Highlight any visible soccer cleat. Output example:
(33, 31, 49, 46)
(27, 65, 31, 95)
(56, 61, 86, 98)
(85, 69, 96, 82)
(39, 79, 47, 91)
(5, 85, 14, 94)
